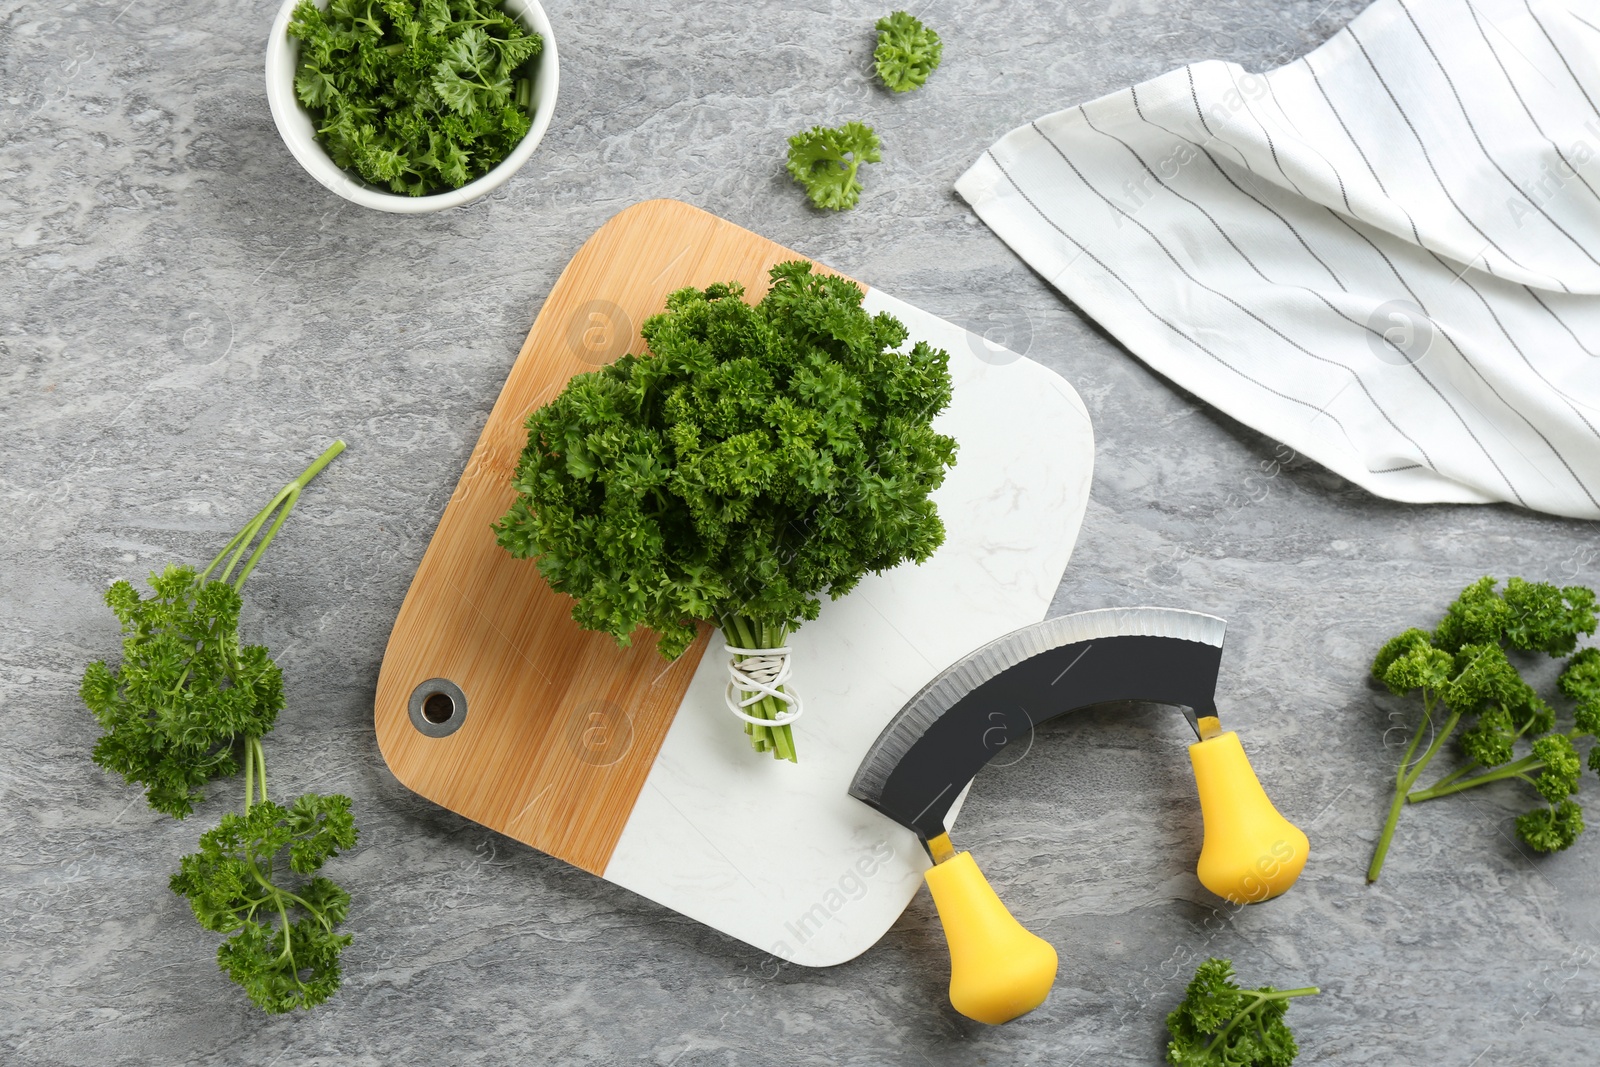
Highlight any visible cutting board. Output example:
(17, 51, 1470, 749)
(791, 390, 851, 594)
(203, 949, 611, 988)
(374, 199, 1094, 966)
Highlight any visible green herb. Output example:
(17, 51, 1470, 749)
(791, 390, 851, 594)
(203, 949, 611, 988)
(80, 442, 359, 1012)
(171, 786, 357, 1013)
(1166, 958, 1319, 1067)
(495, 262, 958, 761)
(1366, 577, 1599, 881)
(786, 122, 882, 211)
(874, 11, 942, 93)
(79, 567, 283, 819)
(286, 0, 542, 196)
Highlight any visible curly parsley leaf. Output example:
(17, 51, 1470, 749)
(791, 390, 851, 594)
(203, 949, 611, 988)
(1502, 577, 1598, 656)
(171, 790, 358, 1014)
(1444, 642, 1551, 734)
(287, 0, 541, 195)
(1165, 958, 1318, 1067)
(1371, 628, 1452, 697)
(786, 122, 882, 211)
(1531, 734, 1583, 804)
(1561, 648, 1600, 738)
(874, 11, 943, 93)
(1516, 797, 1585, 853)
(1459, 704, 1516, 768)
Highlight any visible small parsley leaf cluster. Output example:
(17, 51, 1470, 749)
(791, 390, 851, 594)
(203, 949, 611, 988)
(786, 122, 882, 211)
(1166, 958, 1319, 1067)
(287, 0, 542, 196)
(874, 11, 943, 93)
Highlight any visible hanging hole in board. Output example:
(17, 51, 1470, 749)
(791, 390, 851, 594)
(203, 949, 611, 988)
(423, 692, 454, 723)
(409, 678, 468, 738)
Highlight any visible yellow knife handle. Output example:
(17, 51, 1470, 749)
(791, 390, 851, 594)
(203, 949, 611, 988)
(1189, 730, 1309, 903)
(924, 850, 1058, 1024)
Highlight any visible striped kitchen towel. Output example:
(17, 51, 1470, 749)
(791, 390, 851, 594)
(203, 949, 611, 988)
(957, 0, 1600, 519)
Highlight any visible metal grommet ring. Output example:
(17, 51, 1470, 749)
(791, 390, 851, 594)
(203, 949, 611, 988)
(408, 678, 468, 738)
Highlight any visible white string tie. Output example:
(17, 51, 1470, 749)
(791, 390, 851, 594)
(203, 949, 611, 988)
(723, 643, 804, 727)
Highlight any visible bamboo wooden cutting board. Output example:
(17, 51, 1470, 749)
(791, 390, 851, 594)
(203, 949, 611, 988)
(375, 199, 1095, 965)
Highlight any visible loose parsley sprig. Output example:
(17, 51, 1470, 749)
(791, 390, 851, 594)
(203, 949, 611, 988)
(287, 0, 543, 196)
(81, 442, 359, 1013)
(1166, 958, 1319, 1067)
(1367, 577, 1599, 880)
(874, 11, 942, 93)
(171, 788, 357, 1013)
(786, 122, 882, 211)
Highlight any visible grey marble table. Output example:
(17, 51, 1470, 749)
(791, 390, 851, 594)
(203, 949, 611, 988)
(5, 1, 1597, 1063)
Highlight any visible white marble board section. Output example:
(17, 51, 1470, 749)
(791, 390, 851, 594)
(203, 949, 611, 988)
(601, 288, 1096, 967)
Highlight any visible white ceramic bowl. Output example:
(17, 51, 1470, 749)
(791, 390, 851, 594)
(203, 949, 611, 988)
(265, 0, 559, 213)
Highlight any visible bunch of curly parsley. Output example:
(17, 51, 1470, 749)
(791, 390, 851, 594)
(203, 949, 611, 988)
(80, 443, 359, 1013)
(288, 0, 543, 196)
(494, 261, 958, 761)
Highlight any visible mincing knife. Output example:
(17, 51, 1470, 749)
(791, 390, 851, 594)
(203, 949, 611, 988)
(849, 607, 1309, 1024)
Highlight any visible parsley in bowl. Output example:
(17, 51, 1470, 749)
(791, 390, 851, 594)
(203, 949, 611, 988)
(265, 0, 559, 212)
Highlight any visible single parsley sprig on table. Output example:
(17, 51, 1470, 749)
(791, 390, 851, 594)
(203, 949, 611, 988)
(786, 122, 882, 211)
(80, 442, 360, 1013)
(171, 789, 357, 1013)
(874, 11, 943, 93)
(494, 261, 958, 761)
(1366, 576, 1599, 881)
(287, 0, 543, 196)
(1166, 958, 1319, 1067)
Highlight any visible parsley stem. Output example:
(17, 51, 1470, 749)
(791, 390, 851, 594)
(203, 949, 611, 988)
(232, 441, 345, 590)
(1203, 987, 1320, 1052)
(726, 614, 800, 764)
(202, 441, 345, 591)
(274, 896, 296, 967)
(244, 734, 255, 815)
(719, 614, 798, 762)
(1368, 696, 1431, 882)
(243, 735, 269, 813)
(1408, 753, 1543, 803)
(1419, 760, 1481, 794)
(1368, 689, 1461, 881)
(722, 614, 766, 751)
(254, 736, 269, 807)
(1406, 699, 1465, 787)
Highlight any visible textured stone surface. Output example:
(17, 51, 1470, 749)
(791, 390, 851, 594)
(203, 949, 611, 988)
(4, 0, 1597, 1063)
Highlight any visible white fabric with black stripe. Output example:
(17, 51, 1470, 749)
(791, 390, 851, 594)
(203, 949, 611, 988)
(958, 0, 1600, 519)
